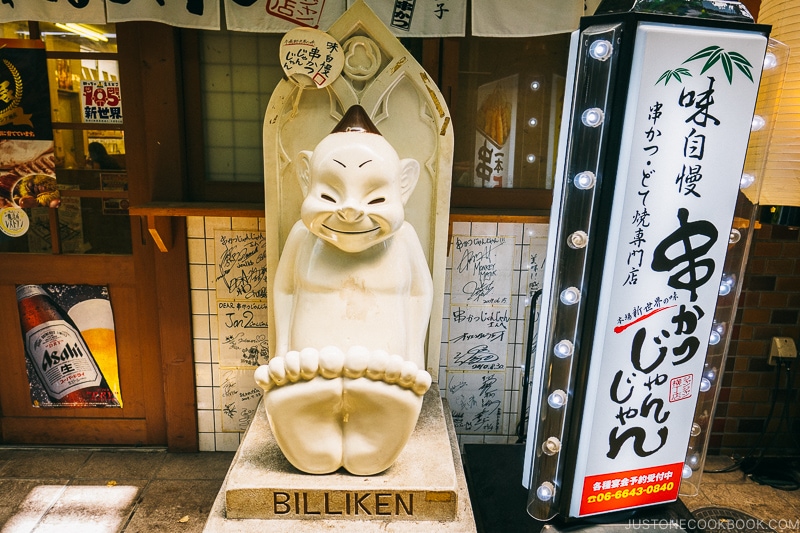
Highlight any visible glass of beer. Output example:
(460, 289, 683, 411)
(67, 298, 123, 407)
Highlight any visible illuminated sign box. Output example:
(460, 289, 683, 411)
(523, 6, 769, 521)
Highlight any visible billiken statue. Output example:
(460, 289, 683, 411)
(255, 105, 434, 476)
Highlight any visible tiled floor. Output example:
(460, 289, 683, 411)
(0, 448, 798, 533)
(0, 447, 234, 533)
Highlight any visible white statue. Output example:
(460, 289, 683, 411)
(254, 105, 433, 476)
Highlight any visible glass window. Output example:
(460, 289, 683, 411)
(451, 34, 571, 190)
(199, 28, 283, 183)
(0, 22, 129, 255)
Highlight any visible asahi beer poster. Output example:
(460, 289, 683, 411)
(16, 284, 123, 408)
(474, 75, 518, 188)
(214, 229, 268, 431)
(569, 25, 766, 516)
(0, 39, 58, 239)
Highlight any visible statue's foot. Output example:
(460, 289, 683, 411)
(254, 347, 432, 475)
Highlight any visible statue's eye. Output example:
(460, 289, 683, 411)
(368, 197, 385, 205)
(321, 194, 336, 203)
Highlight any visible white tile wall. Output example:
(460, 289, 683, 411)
(188, 215, 547, 451)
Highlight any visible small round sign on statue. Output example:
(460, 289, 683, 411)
(279, 27, 344, 115)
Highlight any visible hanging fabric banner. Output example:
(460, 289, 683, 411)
(472, 0, 599, 37)
(349, 0, 466, 37)
(106, 0, 221, 30)
(0, 0, 107, 24)
(224, 0, 346, 33)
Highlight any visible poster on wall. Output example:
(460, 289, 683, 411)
(473, 75, 518, 188)
(81, 80, 123, 125)
(0, 39, 58, 240)
(16, 284, 123, 408)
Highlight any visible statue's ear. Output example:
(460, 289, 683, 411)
(398, 158, 420, 205)
(297, 151, 313, 196)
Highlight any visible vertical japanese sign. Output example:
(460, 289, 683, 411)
(473, 75, 518, 188)
(569, 24, 766, 517)
(0, 39, 57, 240)
(81, 81, 123, 125)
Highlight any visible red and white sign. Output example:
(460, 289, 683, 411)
(81, 81, 122, 125)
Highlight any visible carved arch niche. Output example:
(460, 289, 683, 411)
(263, 0, 453, 374)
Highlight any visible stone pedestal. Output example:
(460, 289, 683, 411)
(204, 387, 477, 532)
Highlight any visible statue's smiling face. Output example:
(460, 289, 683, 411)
(299, 132, 418, 253)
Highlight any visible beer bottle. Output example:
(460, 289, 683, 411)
(16, 284, 120, 407)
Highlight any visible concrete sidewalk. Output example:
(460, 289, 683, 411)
(0, 447, 234, 532)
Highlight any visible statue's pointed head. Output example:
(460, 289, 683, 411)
(296, 105, 420, 253)
(330, 105, 382, 135)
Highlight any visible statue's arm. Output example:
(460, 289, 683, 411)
(403, 223, 434, 369)
(273, 221, 307, 358)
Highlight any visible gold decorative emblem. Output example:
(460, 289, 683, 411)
(0, 58, 32, 128)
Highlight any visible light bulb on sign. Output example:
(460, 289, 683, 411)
(588, 39, 613, 61)
(527, 154, 537, 163)
(682, 464, 693, 479)
(691, 423, 702, 437)
(536, 482, 555, 501)
(581, 108, 604, 128)
(740, 173, 756, 189)
(573, 171, 596, 190)
(560, 287, 581, 305)
(530, 80, 541, 91)
(548, 390, 568, 409)
(528, 117, 538, 127)
(751, 115, 766, 131)
(567, 231, 588, 249)
(709, 323, 724, 346)
(763, 52, 777, 70)
(729, 229, 741, 244)
(554, 340, 574, 359)
(542, 437, 562, 456)
(699, 378, 711, 392)
(718, 275, 735, 296)
(687, 453, 701, 470)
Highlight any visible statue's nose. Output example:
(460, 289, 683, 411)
(337, 206, 364, 223)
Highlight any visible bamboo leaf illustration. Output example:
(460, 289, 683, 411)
(721, 52, 733, 83)
(734, 61, 754, 82)
(700, 48, 722, 74)
(656, 67, 693, 85)
(683, 45, 721, 64)
(728, 51, 753, 67)
(681, 45, 754, 84)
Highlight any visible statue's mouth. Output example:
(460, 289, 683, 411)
(322, 224, 380, 235)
